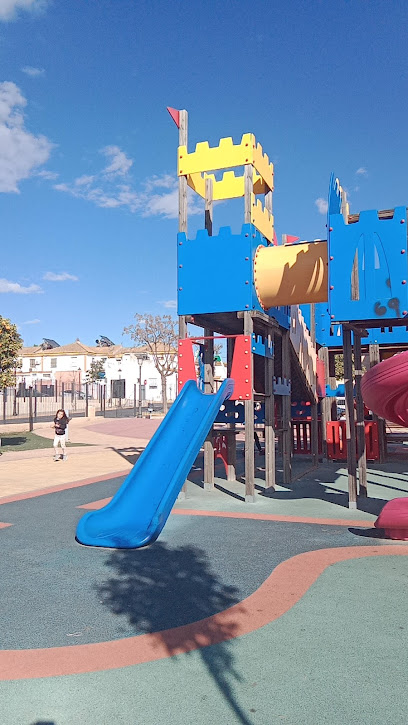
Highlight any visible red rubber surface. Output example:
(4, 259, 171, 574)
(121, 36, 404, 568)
(361, 350, 408, 426)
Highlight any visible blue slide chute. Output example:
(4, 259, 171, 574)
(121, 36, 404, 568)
(76, 378, 234, 548)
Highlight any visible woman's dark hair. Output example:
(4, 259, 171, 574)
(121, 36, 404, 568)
(55, 409, 68, 420)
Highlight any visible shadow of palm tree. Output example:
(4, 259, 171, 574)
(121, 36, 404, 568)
(96, 542, 254, 725)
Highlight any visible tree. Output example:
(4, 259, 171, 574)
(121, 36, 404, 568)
(0, 316, 23, 389)
(124, 314, 177, 414)
(86, 358, 106, 383)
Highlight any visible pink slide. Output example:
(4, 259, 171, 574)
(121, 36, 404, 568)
(361, 350, 408, 426)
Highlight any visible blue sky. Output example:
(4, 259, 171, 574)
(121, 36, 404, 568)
(0, 0, 407, 346)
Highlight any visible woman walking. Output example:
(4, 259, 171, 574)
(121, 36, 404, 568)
(52, 409, 70, 461)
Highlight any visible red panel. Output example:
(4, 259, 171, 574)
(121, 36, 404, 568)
(167, 107, 180, 128)
(316, 358, 326, 398)
(178, 339, 196, 393)
(326, 421, 379, 461)
(230, 335, 252, 401)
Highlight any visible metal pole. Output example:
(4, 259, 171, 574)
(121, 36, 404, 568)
(28, 386, 34, 432)
(85, 382, 89, 418)
(134, 383, 137, 417)
(138, 364, 142, 417)
(61, 382, 65, 411)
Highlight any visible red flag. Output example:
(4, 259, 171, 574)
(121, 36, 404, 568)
(167, 107, 180, 128)
(283, 234, 300, 245)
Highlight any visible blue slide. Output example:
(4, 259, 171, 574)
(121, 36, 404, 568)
(76, 378, 234, 548)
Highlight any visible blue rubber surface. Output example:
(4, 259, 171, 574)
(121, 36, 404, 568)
(76, 379, 234, 548)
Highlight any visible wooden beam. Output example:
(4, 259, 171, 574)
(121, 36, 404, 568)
(244, 311, 255, 502)
(318, 346, 330, 460)
(244, 164, 252, 224)
(264, 332, 276, 491)
(178, 109, 188, 500)
(369, 344, 387, 463)
(205, 177, 213, 237)
(343, 326, 358, 508)
(203, 329, 215, 491)
(281, 328, 292, 484)
(354, 334, 367, 497)
(227, 337, 236, 481)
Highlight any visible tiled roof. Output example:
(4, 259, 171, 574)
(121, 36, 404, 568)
(18, 341, 159, 357)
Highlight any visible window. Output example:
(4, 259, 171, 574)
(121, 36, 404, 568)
(30, 358, 36, 368)
(149, 378, 158, 389)
(51, 358, 57, 368)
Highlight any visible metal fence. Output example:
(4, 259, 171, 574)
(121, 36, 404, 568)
(0, 381, 165, 427)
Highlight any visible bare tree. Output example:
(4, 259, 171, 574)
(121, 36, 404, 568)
(124, 314, 177, 414)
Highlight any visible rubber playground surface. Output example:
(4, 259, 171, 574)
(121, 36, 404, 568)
(1, 421, 408, 724)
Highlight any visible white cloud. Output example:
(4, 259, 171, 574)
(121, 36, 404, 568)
(356, 167, 368, 176)
(54, 154, 203, 219)
(0, 277, 42, 293)
(315, 197, 328, 215)
(22, 318, 40, 324)
(36, 169, 58, 180)
(101, 145, 133, 176)
(21, 66, 45, 77)
(74, 174, 95, 186)
(0, 81, 53, 192)
(0, 0, 47, 21)
(159, 299, 177, 309)
(43, 271, 78, 282)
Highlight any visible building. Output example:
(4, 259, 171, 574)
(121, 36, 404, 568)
(17, 339, 178, 404)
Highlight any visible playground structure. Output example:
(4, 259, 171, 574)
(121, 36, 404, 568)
(76, 110, 408, 548)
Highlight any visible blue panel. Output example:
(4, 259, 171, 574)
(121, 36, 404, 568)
(178, 224, 258, 315)
(273, 377, 291, 395)
(328, 207, 408, 323)
(214, 399, 266, 424)
(311, 301, 408, 348)
(177, 224, 291, 327)
(76, 379, 234, 548)
(269, 305, 290, 329)
(251, 333, 273, 358)
(328, 172, 342, 216)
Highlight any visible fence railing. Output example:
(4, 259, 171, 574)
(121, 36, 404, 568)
(1, 381, 167, 426)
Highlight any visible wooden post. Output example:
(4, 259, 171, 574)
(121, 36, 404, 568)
(311, 399, 319, 466)
(244, 164, 252, 223)
(205, 177, 213, 236)
(28, 386, 34, 432)
(281, 328, 292, 484)
(264, 331, 276, 491)
(178, 109, 188, 499)
(227, 337, 236, 481)
(310, 304, 316, 346)
(343, 326, 358, 508)
(318, 347, 330, 460)
(369, 344, 387, 463)
(354, 333, 367, 497)
(203, 329, 215, 491)
(244, 312, 255, 501)
(178, 110, 188, 235)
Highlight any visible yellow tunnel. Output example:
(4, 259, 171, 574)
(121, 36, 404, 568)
(254, 241, 328, 309)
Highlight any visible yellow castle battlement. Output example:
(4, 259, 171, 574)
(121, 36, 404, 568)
(187, 168, 267, 200)
(251, 194, 274, 243)
(178, 133, 274, 191)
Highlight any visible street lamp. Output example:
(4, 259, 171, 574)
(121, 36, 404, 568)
(136, 353, 149, 418)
